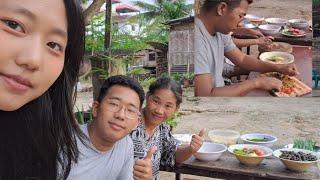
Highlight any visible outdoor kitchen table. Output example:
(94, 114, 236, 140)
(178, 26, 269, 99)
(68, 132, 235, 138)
(233, 28, 313, 47)
(168, 150, 320, 180)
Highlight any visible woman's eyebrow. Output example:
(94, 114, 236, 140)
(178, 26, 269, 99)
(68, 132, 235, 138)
(0, 7, 37, 21)
(1, 6, 68, 39)
(51, 28, 68, 40)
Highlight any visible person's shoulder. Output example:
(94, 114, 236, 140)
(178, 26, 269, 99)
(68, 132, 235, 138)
(216, 32, 231, 38)
(116, 135, 134, 150)
(159, 123, 171, 133)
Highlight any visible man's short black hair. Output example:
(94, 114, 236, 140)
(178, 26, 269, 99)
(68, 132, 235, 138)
(97, 75, 145, 108)
(201, 0, 253, 12)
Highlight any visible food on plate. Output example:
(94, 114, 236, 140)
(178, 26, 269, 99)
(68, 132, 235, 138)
(247, 137, 270, 142)
(293, 139, 316, 151)
(279, 150, 318, 161)
(261, 72, 312, 97)
(282, 28, 305, 36)
(267, 55, 288, 64)
(233, 147, 265, 157)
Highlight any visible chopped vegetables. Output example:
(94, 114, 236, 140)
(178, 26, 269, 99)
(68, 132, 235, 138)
(266, 56, 288, 64)
(283, 28, 305, 36)
(247, 138, 270, 142)
(234, 148, 265, 157)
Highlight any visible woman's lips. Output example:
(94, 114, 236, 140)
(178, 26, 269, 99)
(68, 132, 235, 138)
(152, 113, 164, 120)
(0, 73, 32, 93)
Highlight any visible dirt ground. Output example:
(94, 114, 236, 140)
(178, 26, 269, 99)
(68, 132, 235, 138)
(75, 1, 319, 179)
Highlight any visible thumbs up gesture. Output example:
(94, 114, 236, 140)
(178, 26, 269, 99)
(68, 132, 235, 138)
(133, 146, 157, 180)
(189, 128, 205, 154)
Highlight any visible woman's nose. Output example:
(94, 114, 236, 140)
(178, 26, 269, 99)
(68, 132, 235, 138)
(15, 36, 43, 71)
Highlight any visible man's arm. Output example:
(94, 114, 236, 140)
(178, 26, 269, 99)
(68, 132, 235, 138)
(232, 36, 272, 48)
(194, 73, 282, 97)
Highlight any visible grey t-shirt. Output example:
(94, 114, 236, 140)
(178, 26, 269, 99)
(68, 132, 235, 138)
(194, 18, 237, 87)
(67, 124, 134, 180)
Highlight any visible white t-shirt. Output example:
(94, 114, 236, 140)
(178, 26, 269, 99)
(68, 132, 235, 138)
(67, 124, 134, 180)
(194, 18, 237, 87)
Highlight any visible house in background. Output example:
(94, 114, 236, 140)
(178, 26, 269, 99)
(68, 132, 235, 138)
(132, 42, 168, 77)
(166, 16, 195, 75)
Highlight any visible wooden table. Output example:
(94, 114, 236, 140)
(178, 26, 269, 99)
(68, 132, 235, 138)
(233, 30, 313, 47)
(171, 152, 320, 180)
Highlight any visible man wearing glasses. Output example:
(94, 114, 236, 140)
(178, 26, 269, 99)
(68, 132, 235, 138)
(67, 75, 146, 180)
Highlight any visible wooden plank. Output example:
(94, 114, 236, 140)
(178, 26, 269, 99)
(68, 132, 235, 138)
(174, 153, 320, 180)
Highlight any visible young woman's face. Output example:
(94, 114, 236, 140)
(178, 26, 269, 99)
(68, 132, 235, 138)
(0, 0, 67, 111)
(145, 89, 179, 126)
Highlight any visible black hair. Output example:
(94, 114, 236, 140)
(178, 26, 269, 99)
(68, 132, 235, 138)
(148, 77, 183, 106)
(0, 0, 85, 179)
(97, 75, 145, 108)
(201, 0, 253, 12)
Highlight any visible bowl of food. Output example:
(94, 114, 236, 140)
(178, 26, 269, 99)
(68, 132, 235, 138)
(258, 24, 281, 35)
(273, 148, 320, 172)
(288, 19, 309, 29)
(172, 134, 192, 145)
(241, 133, 277, 147)
(194, 142, 227, 161)
(259, 51, 294, 64)
(228, 144, 273, 166)
(282, 28, 306, 37)
(265, 18, 288, 26)
(208, 129, 240, 146)
(245, 14, 264, 26)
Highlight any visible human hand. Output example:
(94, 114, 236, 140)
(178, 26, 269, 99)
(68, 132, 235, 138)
(189, 128, 205, 154)
(256, 36, 273, 45)
(278, 63, 299, 76)
(254, 77, 283, 91)
(133, 146, 157, 180)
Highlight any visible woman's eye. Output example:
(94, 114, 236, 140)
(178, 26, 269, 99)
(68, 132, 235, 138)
(47, 42, 62, 52)
(2, 20, 24, 33)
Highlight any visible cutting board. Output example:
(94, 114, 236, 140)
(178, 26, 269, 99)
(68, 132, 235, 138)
(261, 72, 312, 97)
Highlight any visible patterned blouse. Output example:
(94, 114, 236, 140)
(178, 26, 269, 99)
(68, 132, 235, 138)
(130, 120, 177, 180)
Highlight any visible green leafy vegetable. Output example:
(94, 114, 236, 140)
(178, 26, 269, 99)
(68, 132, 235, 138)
(293, 139, 316, 151)
(247, 138, 269, 142)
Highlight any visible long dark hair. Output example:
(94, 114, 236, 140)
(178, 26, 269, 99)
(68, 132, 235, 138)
(0, 0, 85, 179)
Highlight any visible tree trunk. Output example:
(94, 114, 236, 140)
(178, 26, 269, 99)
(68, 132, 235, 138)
(91, 0, 112, 100)
(90, 55, 107, 100)
(83, 0, 105, 25)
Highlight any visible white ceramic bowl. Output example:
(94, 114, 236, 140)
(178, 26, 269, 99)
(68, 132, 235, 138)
(258, 24, 281, 35)
(228, 144, 273, 166)
(273, 148, 320, 172)
(259, 51, 294, 64)
(243, 23, 257, 29)
(173, 134, 192, 145)
(208, 129, 240, 146)
(265, 18, 288, 26)
(194, 142, 227, 161)
(245, 14, 264, 24)
(288, 19, 309, 29)
(240, 133, 277, 147)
